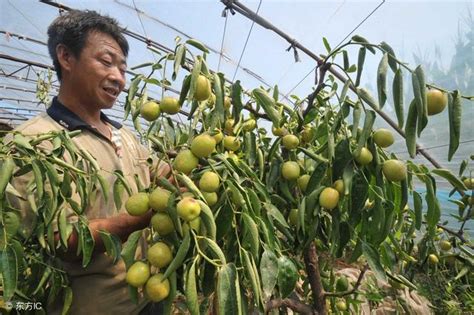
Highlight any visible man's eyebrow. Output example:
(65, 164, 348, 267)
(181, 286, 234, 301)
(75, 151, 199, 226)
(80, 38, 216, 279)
(103, 49, 127, 66)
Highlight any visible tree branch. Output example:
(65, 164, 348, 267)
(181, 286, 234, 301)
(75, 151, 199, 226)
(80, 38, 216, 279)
(265, 298, 316, 315)
(435, 221, 473, 249)
(324, 264, 369, 297)
(303, 241, 326, 314)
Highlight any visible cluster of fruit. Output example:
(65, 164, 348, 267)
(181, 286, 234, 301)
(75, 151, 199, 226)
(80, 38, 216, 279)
(123, 74, 229, 302)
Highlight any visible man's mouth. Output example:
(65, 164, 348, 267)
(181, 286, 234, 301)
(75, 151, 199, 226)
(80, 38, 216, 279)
(103, 87, 119, 97)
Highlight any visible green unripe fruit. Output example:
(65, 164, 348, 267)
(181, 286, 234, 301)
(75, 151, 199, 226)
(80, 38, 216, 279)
(174, 150, 199, 174)
(282, 134, 300, 150)
(319, 187, 339, 210)
(151, 213, 174, 236)
(194, 75, 211, 101)
(191, 134, 216, 158)
(140, 101, 160, 121)
(382, 159, 407, 182)
(199, 171, 220, 192)
(288, 208, 299, 226)
(223, 136, 241, 151)
(125, 192, 150, 216)
(148, 242, 173, 268)
(281, 161, 300, 180)
(439, 240, 452, 251)
(149, 188, 171, 212)
(177, 197, 201, 221)
(126, 261, 150, 287)
(202, 191, 218, 206)
(355, 147, 373, 165)
(297, 174, 310, 192)
(159, 97, 180, 114)
(373, 128, 394, 148)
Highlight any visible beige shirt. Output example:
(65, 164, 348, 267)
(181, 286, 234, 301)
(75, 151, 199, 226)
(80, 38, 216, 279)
(8, 110, 150, 315)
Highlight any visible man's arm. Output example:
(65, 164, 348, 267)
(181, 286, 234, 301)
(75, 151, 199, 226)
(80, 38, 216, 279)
(54, 210, 152, 262)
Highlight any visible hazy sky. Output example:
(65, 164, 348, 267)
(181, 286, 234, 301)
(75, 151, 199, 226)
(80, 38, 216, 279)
(1, 0, 471, 97)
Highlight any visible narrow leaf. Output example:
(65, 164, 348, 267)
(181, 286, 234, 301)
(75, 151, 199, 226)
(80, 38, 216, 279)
(393, 68, 404, 128)
(448, 91, 462, 161)
(377, 53, 388, 108)
(404, 100, 418, 158)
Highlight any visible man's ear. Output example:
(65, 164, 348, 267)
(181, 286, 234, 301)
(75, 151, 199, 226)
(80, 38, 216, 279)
(56, 44, 75, 74)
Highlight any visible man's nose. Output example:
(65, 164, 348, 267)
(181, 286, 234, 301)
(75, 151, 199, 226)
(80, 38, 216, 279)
(110, 66, 126, 90)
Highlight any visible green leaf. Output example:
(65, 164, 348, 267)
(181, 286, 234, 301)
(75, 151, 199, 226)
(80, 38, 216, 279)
(323, 37, 331, 53)
(357, 87, 379, 110)
(306, 162, 328, 193)
(0, 156, 15, 199)
(260, 249, 279, 301)
(1, 244, 18, 301)
(120, 229, 143, 269)
(380, 41, 398, 72)
(61, 287, 73, 315)
(232, 80, 244, 115)
(393, 68, 404, 128)
(342, 50, 349, 70)
(113, 178, 125, 211)
(185, 260, 199, 315)
(186, 38, 210, 53)
(99, 230, 122, 264)
(355, 47, 366, 87)
(404, 100, 418, 158)
(432, 168, 467, 191)
(362, 242, 386, 281)
(342, 163, 354, 196)
(273, 85, 279, 101)
(97, 174, 109, 204)
(252, 88, 281, 125)
(197, 201, 217, 240)
(413, 191, 422, 230)
(162, 229, 191, 280)
(242, 212, 260, 258)
(351, 35, 376, 53)
(211, 72, 225, 128)
(162, 272, 177, 314)
(412, 66, 427, 136)
(177, 173, 205, 201)
(216, 263, 239, 315)
(78, 220, 95, 268)
(179, 75, 192, 106)
(277, 255, 298, 298)
(241, 249, 262, 309)
(351, 101, 362, 137)
(265, 203, 290, 230)
(127, 75, 142, 104)
(448, 91, 462, 161)
(377, 53, 389, 108)
(425, 178, 440, 234)
(57, 208, 73, 248)
(337, 221, 351, 257)
(355, 110, 376, 156)
(188, 56, 202, 101)
(201, 236, 227, 265)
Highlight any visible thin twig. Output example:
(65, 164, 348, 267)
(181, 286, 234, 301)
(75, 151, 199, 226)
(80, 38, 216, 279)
(265, 298, 316, 315)
(300, 62, 332, 129)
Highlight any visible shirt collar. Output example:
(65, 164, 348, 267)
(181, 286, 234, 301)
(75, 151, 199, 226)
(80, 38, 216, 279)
(47, 97, 122, 131)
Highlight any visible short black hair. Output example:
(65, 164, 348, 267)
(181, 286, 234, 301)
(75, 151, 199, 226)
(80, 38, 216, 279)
(47, 10, 129, 81)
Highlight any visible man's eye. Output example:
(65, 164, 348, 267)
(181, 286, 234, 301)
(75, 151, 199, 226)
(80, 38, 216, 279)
(101, 59, 112, 66)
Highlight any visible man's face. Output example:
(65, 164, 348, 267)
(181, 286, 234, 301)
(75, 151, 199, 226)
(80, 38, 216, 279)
(68, 31, 127, 110)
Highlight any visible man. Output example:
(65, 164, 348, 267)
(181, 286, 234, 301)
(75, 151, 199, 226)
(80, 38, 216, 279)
(8, 10, 164, 314)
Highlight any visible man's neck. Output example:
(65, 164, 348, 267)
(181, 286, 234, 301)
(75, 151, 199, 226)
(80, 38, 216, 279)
(57, 87, 103, 127)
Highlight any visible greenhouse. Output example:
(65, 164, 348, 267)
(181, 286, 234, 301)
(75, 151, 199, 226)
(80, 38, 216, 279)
(0, 1, 473, 314)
